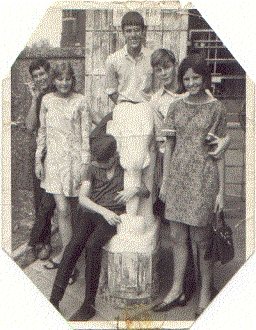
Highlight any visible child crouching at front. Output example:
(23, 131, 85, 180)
(50, 131, 150, 321)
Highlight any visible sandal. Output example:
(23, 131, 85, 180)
(37, 244, 52, 261)
(33, 243, 44, 258)
(44, 258, 60, 270)
(68, 268, 79, 285)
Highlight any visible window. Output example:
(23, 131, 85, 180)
(188, 29, 245, 99)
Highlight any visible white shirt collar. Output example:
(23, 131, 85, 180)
(156, 87, 178, 98)
(123, 44, 146, 58)
(162, 88, 178, 97)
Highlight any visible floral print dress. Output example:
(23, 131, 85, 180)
(35, 92, 91, 197)
(162, 97, 227, 227)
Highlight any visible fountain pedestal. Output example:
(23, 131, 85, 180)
(98, 214, 159, 308)
(98, 249, 159, 308)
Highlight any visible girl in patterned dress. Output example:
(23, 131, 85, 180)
(152, 54, 228, 316)
(35, 62, 92, 266)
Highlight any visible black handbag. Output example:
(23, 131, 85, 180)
(205, 210, 234, 264)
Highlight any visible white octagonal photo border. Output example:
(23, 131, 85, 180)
(0, 1, 255, 330)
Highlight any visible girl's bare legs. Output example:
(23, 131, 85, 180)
(163, 222, 189, 302)
(191, 240, 200, 291)
(197, 243, 213, 312)
(52, 194, 73, 264)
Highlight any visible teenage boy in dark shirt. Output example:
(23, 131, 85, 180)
(25, 58, 56, 260)
(50, 130, 150, 321)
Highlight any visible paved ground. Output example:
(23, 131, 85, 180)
(12, 189, 35, 250)
(23, 197, 246, 327)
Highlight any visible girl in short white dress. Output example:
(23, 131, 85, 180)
(35, 62, 92, 265)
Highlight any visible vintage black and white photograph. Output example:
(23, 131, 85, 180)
(1, 1, 255, 329)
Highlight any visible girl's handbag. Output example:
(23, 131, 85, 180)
(205, 210, 234, 264)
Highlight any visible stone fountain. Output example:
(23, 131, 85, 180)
(98, 102, 159, 307)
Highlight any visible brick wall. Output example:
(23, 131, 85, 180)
(225, 124, 245, 199)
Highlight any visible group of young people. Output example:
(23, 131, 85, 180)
(25, 11, 230, 321)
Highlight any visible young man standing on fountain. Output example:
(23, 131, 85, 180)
(105, 11, 153, 105)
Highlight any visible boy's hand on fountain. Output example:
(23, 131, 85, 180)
(115, 187, 139, 204)
(101, 209, 122, 226)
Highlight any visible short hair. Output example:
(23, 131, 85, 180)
(29, 58, 50, 76)
(151, 48, 176, 68)
(90, 134, 117, 162)
(177, 53, 212, 94)
(121, 11, 145, 30)
(52, 61, 76, 91)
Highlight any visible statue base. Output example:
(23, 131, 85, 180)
(98, 247, 159, 308)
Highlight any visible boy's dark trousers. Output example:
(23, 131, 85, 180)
(50, 208, 117, 307)
(28, 174, 56, 247)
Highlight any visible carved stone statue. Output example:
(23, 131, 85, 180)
(99, 102, 159, 306)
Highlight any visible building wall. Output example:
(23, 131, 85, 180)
(61, 10, 86, 47)
(225, 124, 245, 199)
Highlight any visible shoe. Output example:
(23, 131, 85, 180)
(152, 293, 187, 312)
(195, 288, 215, 317)
(195, 306, 205, 318)
(33, 243, 44, 258)
(68, 268, 79, 285)
(44, 258, 60, 270)
(37, 244, 52, 260)
(69, 305, 96, 321)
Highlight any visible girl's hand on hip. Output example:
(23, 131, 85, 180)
(101, 209, 122, 226)
(208, 135, 230, 159)
(35, 162, 45, 180)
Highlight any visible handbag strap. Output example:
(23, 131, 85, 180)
(213, 210, 225, 231)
